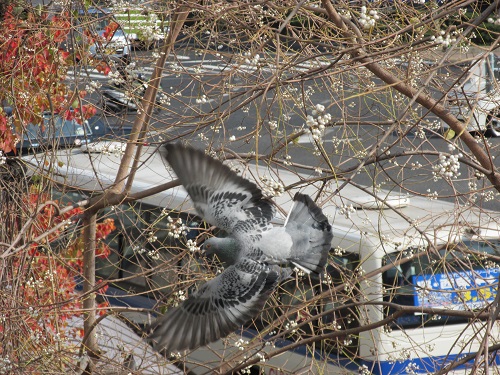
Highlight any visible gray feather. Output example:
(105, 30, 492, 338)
(148, 260, 280, 352)
(285, 193, 333, 274)
(161, 144, 275, 236)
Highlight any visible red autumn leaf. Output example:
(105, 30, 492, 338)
(95, 61, 112, 76)
(102, 21, 119, 41)
(59, 49, 70, 61)
(81, 104, 97, 120)
(0, 115, 17, 154)
(63, 109, 74, 121)
(51, 15, 71, 43)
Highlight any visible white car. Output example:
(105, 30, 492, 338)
(443, 52, 500, 137)
(25, 145, 500, 375)
(90, 28, 135, 60)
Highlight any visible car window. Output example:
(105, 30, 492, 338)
(383, 239, 500, 329)
(61, 119, 86, 137)
(87, 116, 106, 137)
(24, 123, 41, 141)
(42, 115, 92, 138)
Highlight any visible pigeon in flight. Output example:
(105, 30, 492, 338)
(148, 143, 333, 352)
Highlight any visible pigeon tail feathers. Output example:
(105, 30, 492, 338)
(285, 193, 333, 274)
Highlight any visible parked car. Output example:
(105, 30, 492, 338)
(66, 304, 182, 374)
(89, 28, 134, 61)
(99, 73, 164, 114)
(443, 53, 500, 137)
(5, 108, 95, 155)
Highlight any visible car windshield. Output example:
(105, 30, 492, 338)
(22, 115, 91, 141)
(57, 117, 88, 136)
(383, 239, 500, 329)
(23, 123, 41, 141)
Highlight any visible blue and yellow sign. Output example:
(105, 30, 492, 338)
(413, 269, 499, 310)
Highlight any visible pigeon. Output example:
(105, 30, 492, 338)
(148, 143, 333, 353)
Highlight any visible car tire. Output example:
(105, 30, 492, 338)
(485, 109, 500, 137)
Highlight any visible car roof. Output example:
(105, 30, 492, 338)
(22, 144, 500, 255)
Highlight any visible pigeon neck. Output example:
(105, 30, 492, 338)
(213, 237, 240, 266)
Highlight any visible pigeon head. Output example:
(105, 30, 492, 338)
(203, 237, 240, 266)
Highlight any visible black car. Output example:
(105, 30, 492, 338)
(5, 108, 95, 155)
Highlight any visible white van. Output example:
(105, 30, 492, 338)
(444, 52, 500, 137)
(24, 143, 500, 374)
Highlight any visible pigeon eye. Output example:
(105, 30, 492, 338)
(205, 244, 211, 249)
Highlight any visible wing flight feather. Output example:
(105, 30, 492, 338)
(148, 258, 280, 352)
(161, 144, 274, 236)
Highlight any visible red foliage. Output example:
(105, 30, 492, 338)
(51, 14, 72, 43)
(0, 6, 100, 153)
(103, 21, 119, 41)
(63, 105, 97, 124)
(1, 192, 116, 371)
(96, 61, 112, 76)
(0, 110, 16, 153)
(0, 7, 71, 119)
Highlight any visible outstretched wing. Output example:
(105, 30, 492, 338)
(161, 143, 275, 237)
(148, 258, 280, 352)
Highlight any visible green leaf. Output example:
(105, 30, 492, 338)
(444, 129, 455, 140)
